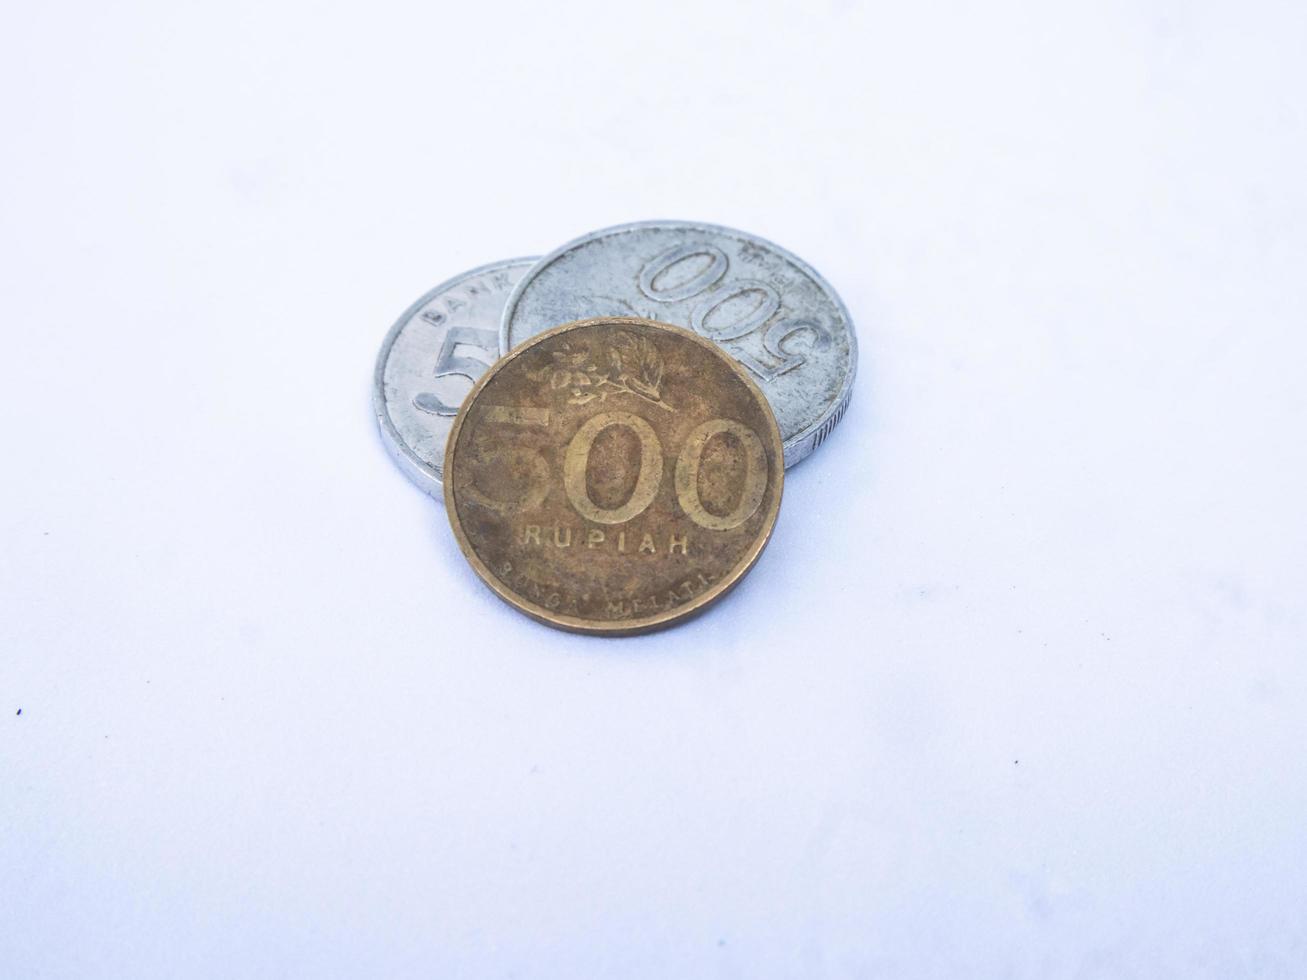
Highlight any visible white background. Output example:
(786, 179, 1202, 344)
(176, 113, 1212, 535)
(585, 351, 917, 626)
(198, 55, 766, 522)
(2, 1, 1305, 977)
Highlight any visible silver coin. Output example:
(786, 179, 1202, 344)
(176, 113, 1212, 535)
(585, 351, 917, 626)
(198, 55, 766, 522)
(500, 221, 857, 467)
(374, 258, 536, 495)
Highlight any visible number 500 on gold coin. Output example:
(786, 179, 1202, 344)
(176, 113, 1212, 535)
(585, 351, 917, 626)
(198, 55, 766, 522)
(444, 317, 785, 635)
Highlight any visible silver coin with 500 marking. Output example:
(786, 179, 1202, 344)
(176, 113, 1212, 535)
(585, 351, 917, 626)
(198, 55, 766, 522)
(499, 221, 856, 467)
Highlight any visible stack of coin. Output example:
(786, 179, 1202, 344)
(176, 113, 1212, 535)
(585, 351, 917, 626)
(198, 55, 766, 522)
(374, 221, 857, 634)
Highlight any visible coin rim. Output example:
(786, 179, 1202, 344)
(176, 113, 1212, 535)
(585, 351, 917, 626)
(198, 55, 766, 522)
(444, 315, 786, 636)
(498, 219, 858, 468)
(372, 257, 538, 497)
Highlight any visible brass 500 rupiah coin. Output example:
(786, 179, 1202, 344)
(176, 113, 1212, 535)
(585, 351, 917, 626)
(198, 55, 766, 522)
(444, 317, 784, 635)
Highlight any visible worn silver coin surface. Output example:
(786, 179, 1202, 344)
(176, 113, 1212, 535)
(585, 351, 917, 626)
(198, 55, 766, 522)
(374, 258, 535, 495)
(500, 221, 856, 467)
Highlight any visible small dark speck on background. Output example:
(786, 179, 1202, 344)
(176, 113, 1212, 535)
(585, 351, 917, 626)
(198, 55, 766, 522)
(16, 708, 20, 716)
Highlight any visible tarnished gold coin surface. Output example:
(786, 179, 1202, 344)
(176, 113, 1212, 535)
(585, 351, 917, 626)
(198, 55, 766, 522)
(444, 317, 784, 635)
